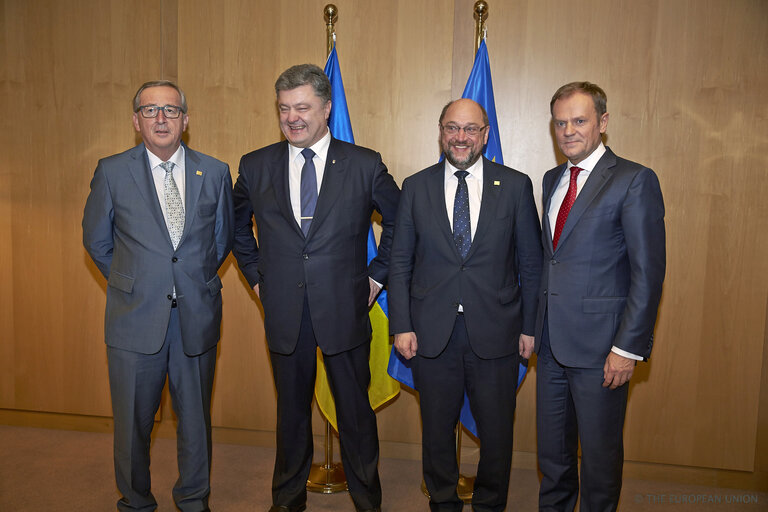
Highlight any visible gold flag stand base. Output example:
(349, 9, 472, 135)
(420, 423, 475, 504)
(307, 421, 348, 494)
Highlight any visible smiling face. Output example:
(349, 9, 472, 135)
(277, 84, 331, 148)
(551, 91, 609, 165)
(132, 86, 188, 161)
(439, 99, 489, 170)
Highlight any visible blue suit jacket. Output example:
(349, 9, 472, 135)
(388, 157, 542, 359)
(535, 147, 666, 367)
(83, 143, 234, 356)
(232, 138, 400, 355)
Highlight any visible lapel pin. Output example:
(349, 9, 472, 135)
(332, 159, 336, 164)
(196, 170, 203, 176)
(493, 180, 500, 186)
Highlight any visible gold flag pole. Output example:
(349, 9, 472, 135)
(422, 1, 490, 504)
(307, 3, 346, 495)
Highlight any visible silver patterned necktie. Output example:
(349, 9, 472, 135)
(160, 161, 185, 249)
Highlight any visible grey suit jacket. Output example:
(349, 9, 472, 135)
(535, 147, 666, 367)
(83, 143, 234, 356)
(388, 157, 542, 359)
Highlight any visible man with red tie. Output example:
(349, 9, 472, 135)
(535, 82, 666, 511)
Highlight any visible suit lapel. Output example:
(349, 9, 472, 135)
(554, 150, 617, 253)
(466, 158, 501, 260)
(269, 142, 303, 238)
(180, 145, 203, 247)
(542, 164, 565, 254)
(127, 144, 169, 241)
(306, 138, 346, 239)
(426, 162, 459, 259)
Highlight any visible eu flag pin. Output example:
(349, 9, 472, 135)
(493, 180, 500, 186)
(196, 170, 203, 176)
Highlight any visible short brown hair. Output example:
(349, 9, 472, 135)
(275, 64, 331, 104)
(550, 82, 607, 117)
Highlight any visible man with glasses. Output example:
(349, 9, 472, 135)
(389, 98, 542, 511)
(83, 80, 233, 511)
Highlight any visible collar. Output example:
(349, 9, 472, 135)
(146, 144, 185, 170)
(444, 156, 484, 181)
(288, 129, 332, 163)
(567, 142, 605, 172)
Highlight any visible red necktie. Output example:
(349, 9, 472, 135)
(552, 166, 582, 250)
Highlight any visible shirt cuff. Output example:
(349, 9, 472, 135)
(611, 346, 643, 361)
(370, 278, 383, 290)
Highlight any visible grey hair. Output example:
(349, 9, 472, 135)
(133, 80, 188, 113)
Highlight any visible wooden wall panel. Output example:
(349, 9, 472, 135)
(451, 0, 768, 471)
(2, 0, 767, 477)
(0, 0, 167, 415)
(177, 0, 454, 439)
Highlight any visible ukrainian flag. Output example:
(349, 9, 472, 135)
(314, 42, 400, 431)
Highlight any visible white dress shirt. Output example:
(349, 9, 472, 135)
(547, 142, 641, 361)
(147, 145, 185, 298)
(147, 145, 186, 219)
(444, 157, 483, 312)
(444, 157, 483, 238)
(288, 129, 331, 226)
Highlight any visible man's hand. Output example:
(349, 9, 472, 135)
(519, 334, 534, 359)
(602, 352, 636, 389)
(394, 332, 418, 360)
(253, 284, 260, 299)
(368, 277, 382, 306)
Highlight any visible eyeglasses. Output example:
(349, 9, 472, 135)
(440, 124, 487, 136)
(136, 104, 185, 119)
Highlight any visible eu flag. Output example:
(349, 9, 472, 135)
(387, 38, 527, 438)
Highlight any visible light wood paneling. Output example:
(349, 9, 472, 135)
(2, 0, 767, 478)
(0, 0, 169, 416)
(451, 0, 768, 471)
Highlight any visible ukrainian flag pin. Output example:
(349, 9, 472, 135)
(493, 180, 500, 186)
(196, 170, 203, 176)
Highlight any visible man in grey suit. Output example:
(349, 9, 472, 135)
(535, 82, 665, 511)
(389, 98, 542, 512)
(232, 64, 400, 512)
(83, 80, 234, 512)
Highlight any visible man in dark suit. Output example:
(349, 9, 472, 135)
(232, 64, 400, 512)
(389, 98, 542, 512)
(83, 80, 234, 511)
(535, 82, 666, 511)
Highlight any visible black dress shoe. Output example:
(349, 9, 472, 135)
(268, 505, 307, 512)
(356, 508, 381, 512)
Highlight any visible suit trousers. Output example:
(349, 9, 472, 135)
(269, 295, 382, 511)
(107, 307, 217, 512)
(413, 314, 519, 512)
(536, 316, 628, 512)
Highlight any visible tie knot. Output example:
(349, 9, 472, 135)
(455, 170, 469, 181)
(569, 166, 582, 179)
(160, 161, 175, 174)
(301, 148, 315, 161)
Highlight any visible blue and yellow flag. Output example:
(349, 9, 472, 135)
(314, 42, 400, 431)
(387, 38, 527, 437)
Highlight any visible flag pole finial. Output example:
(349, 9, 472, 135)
(473, 1, 489, 54)
(324, 4, 338, 57)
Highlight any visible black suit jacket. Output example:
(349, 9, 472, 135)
(232, 138, 400, 355)
(388, 158, 542, 359)
(534, 147, 666, 367)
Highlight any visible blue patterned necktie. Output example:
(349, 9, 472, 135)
(453, 170, 471, 259)
(160, 161, 184, 249)
(300, 148, 317, 236)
